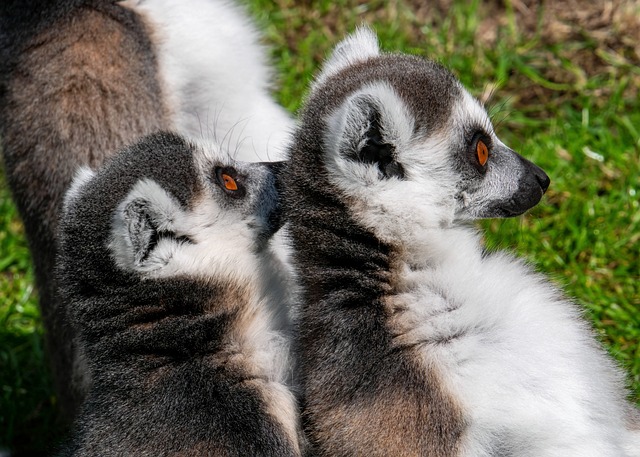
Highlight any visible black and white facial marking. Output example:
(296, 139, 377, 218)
(111, 148, 282, 283)
(449, 90, 550, 219)
(62, 133, 283, 287)
(309, 28, 549, 246)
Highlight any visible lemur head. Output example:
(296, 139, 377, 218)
(59, 132, 283, 290)
(287, 28, 549, 247)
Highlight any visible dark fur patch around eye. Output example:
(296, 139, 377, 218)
(467, 131, 492, 175)
(214, 166, 246, 198)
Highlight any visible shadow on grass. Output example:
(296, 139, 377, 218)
(0, 169, 66, 452)
(0, 296, 68, 452)
(0, 309, 66, 453)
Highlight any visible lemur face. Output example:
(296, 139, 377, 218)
(64, 133, 282, 282)
(309, 28, 549, 243)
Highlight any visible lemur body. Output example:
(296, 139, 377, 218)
(0, 0, 291, 421)
(56, 132, 300, 456)
(283, 29, 640, 456)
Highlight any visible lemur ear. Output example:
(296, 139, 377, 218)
(64, 167, 96, 211)
(334, 93, 405, 179)
(122, 198, 160, 266)
(110, 179, 181, 272)
(314, 26, 380, 87)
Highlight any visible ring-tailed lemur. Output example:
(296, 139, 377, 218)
(56, 132, 301, 456)
(283, 28, 640, 456)
(0, 0, 291, 422)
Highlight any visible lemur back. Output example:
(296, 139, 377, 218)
(0, 0, 292, 423)
(56, 132, 300, 456)
(283, 28, 640, 456)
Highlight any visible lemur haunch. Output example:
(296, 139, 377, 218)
(0, 0, 291, 421)
(283, 28, 640, 456)
(56, 132, 300, 456)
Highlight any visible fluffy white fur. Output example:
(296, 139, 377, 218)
(125, 0, 293, 162)
(319, 29, 640, 456)
(386, 228, 637, 456)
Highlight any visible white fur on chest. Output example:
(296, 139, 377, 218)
(387, 229, 635, 456)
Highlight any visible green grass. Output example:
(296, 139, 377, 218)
(0, 170, 61, 451)
(1, 0, 639, 451)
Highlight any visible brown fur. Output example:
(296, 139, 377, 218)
(311, 373, 465, 457)
(299, 281, 467, 457)
(0, 2, 169, 421)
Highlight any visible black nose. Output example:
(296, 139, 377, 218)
(258, 161, 287, 237)
(533, 165, 551, 194)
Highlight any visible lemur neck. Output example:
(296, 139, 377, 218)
(83, 278, 260, 364)
(288, 190, 484, 309)
(289, 186, 396, 304)
(383, 223, 482, 270)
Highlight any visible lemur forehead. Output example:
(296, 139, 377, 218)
(453, 88, 495, 137)
(192, 138, 233, 179)
(310, 55, 462, 137)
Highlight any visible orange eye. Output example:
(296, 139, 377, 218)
(476, 140, 489, 166)
(221, 174, 238, 191)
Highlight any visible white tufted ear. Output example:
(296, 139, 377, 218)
(324, 82, 414, 180)
(314, 26, 380, 88)
(63, 167, 96, 211)
(109, 179, 183, 273)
